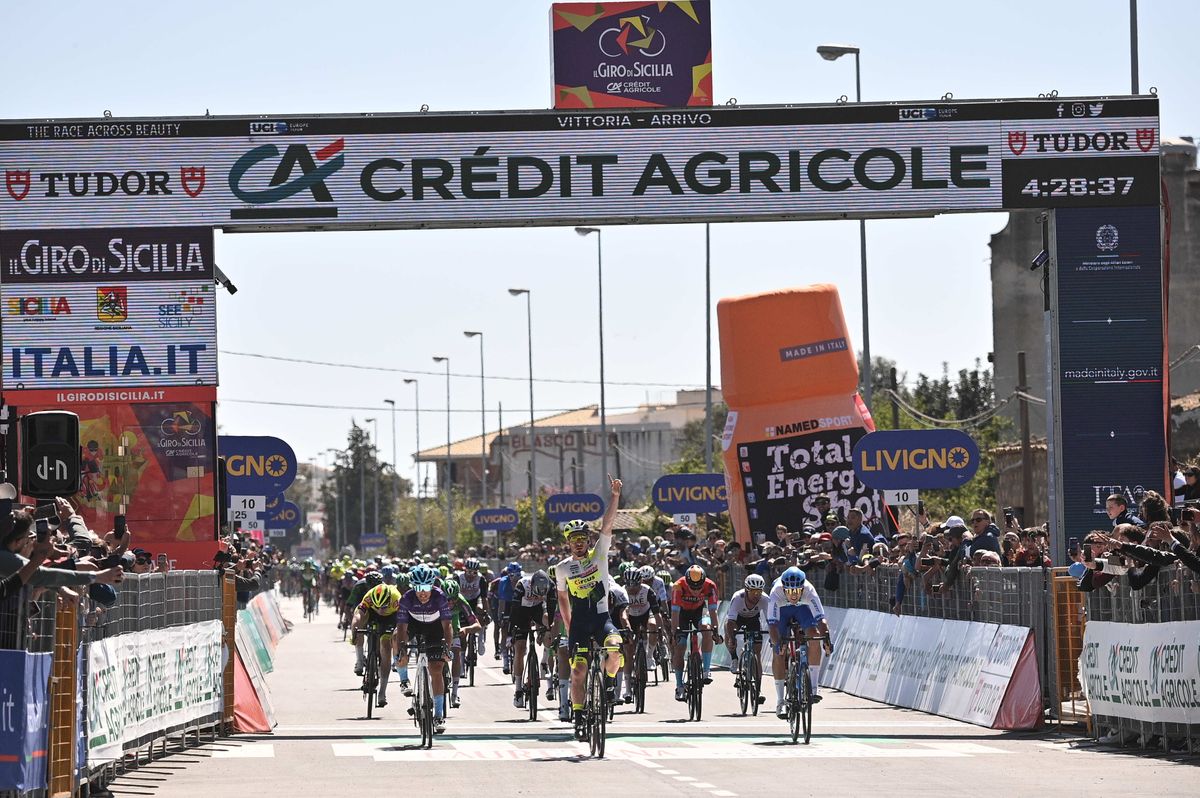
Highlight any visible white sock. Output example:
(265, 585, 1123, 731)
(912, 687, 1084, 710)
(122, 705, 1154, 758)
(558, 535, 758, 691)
(775, 679, 786, 704)
(809, 664, 820, 693)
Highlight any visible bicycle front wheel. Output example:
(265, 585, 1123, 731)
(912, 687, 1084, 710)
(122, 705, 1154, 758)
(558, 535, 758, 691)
(634, 644, 647, 714)
(421, 668, 435, 749)
(737, 652, 750, 716)
(365, 645, 378, 720)
(527, 650, 540, 722)
(801, 668, 813, 745)
(787, 660, 800, 744)
(688, 652, 703, 721)
(749, 655, 762, 717)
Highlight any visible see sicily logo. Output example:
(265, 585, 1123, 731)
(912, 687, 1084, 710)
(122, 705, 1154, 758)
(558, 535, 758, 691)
(228, 137, 344, 220)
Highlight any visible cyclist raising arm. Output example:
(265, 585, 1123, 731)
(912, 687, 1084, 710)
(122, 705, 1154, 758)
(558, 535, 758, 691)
(555, 475, 623, 740)
(767, 567, 833, 719)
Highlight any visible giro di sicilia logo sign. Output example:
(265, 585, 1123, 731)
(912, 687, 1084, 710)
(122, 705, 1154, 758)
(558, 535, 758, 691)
(852, 429, 980, 490)
(551, 1, 713, 108)
(0, 97, 1158, 232)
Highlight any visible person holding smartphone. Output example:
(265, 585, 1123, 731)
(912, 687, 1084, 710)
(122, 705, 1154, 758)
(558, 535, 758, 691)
(1, 508, 124, 589)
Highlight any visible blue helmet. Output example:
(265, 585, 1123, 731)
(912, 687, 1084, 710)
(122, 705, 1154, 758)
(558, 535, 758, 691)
(505, 562, 521, 575)
(380, 564, 398, 584)
(781, 567, 807, 590)
(409, 563, 437, 589)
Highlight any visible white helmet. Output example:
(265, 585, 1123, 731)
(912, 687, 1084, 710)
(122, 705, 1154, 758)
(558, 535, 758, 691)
(744, 574, 767, 591)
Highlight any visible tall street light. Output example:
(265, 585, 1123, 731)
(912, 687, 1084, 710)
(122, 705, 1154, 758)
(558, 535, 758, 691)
(365, 417, 379, 535)
(383, 399, 397, 535)
(817, 43, 872, 409)
(403, 379, 424, 551)
(574, 227, 608, 490)
(508, 288, 537, 544)
(325, 447, 345, 551)
(463, 331, 487, 506)
(432, 356, 454, 549)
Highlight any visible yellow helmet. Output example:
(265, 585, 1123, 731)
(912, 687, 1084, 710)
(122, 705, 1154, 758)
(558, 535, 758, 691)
(364, 584, 400, 612)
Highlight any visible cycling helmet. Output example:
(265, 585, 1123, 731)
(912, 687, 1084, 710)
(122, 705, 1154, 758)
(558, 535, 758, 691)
(443, 578, 460, 599)
(562, 519, 589, 539)
(464, 557, 480, 571)
(364, 570, 384, 586)
(617, 562, 630, 576)
(505, 562, 521, 575)
(547, 564, 556, 579)
(625, 565, 644, 584)
(638, 565, 656, 582)
(437, 554, 450, 566)
(380, 564, 398, 584)
(409, 563, 437, 589)
(438, 565, 450, 578)
(529, 570, 551, 598)
(744, 574, 767, 591)
(364, 584, 398, 612)
(453, 559, 464, 570)
(685, 564, 705, 585)
(656, 569, 672, 584)
(780, 567, 807, 590)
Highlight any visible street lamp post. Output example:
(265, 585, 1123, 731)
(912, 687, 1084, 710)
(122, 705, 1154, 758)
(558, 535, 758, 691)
(383, 399, 397, 536)
(365, 417, 379, 537)
(325, 448, 344, 551)
(432, 356, 454, 549)
(817, 43, 872, 409)
(508, 288, 537, 545)
(574, 227, 608, 490)
(463, 331, 487, 506)
(403, 379, 424, 551)
(357, 427, 365, 544)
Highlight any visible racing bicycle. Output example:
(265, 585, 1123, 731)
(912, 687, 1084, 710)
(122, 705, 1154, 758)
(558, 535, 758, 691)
(406, 639, 438, 749)
(780, 627, 829, 744)
(572, 641, 611, 758)
(735, 629, 766, 716)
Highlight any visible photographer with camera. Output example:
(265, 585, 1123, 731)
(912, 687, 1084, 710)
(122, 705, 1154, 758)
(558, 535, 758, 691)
(0, 501, 124, 591)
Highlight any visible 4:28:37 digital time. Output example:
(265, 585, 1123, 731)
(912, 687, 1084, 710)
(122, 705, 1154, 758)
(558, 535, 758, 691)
(1021, 176, 1134, 199)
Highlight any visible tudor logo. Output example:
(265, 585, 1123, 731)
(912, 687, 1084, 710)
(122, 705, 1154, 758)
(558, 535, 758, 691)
(5, 170, 31, 201)
(1136, 128, 1156, 152)
(1007, 131, 1027, 156)
(181, 166, 206, 197)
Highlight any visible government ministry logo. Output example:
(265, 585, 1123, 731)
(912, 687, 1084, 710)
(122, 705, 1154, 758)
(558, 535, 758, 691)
(96, 286, 128, 323)
(1096, 225, 1118, 252)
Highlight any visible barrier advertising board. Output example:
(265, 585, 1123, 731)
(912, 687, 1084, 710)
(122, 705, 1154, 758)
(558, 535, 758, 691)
(1079, 620, 1200, 724)
(821, 608, 1033, 727)
(852, 429, 980, 489)
(87, 620, 223, 763)
(651, 472, 728, 513)
(545, 492, 605, 522)
(0, 97, 1157, 232)
(0, 227, 217, 390)
(0, 651, 51, 793)
(551, 1, 712, 109)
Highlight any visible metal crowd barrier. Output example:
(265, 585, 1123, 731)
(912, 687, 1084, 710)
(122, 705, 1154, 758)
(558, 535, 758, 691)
(1084, 565, 1200, 752)
(79, 571, 225, 795)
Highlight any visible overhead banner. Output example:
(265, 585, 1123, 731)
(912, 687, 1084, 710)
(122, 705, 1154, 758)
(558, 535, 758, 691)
(1048, 205, 1166, 557)
(1079, 620, 1200, 724)
(0, 97, 1157, 232)
(0, 227, 217, 390)
(551, 1, 713, 109)
(87, 620, 224, 763)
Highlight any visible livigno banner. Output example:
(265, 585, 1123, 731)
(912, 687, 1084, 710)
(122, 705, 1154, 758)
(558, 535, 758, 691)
(550, 1, 712, 108)
(87, 620, 223, 763)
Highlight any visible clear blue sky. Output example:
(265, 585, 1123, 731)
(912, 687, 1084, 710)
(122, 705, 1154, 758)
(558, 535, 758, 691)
(3, 1, 1196, 492)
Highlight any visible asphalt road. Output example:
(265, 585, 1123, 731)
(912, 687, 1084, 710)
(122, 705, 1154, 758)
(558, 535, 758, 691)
(106, 596, 1196, 797)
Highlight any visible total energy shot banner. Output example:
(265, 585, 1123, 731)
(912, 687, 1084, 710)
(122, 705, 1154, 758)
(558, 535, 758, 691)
(718, 285, 878, 544)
